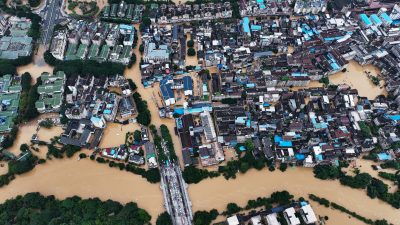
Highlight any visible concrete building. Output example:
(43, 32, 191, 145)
(50, 32, 67, 60)
(35, 71, 66, 113)
(143, 42, 170, 63)
(300, 204, 318, 224)
(283, 207, 300, 225)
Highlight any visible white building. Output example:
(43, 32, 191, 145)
(283, 207, 301, 225)
(300, 204, 318, 224)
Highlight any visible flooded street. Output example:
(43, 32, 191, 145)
(7, 118, 63, 157)
(0, 157, 164, 224)
(330, 61, 386, 100)
(189, 167, 400, 225)
(17, 45, 54, 82)
(124, 25, 185, 167)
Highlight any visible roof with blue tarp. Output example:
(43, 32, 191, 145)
(370, 14, 382, 25)
(174, 108, 184, 115)
(251, 25, 262, 31)
(360, 14, 372, 26)
(274, 135, 293, 147)
(386, 114, 400, 121)
(295, 154, 305, 160)
(242, 17, 250, 34)
(377, 153, 392, 161)
(381, 13, 392, 24)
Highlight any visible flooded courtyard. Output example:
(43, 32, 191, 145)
(330, 61, 386, 100)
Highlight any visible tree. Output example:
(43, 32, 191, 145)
(128, 53, 136, 68)
(0, 193, 151, 225)
(134, 130, 142, 143)
(39, 119, 53, 128)
(21, 72, 32, 91)
(375, 219, 389, 225)
(279, 163, 288, 172)
(193, 210, 219, 225)
(28, 0, 41, 8)
(156, 212, 172, 225)
(43, 50, 59, 66)
(139, 44, 144, 54)
(339, 173, 372, 189)
(187, 47, 196, 56)
(313, 165, 340, 180)
(127, 79, 137, 91)
(0, 61, 16, 76)
(20, 144, 29, 152)
(319, 77, 329, 86)
(187, 39, 194, 48)
(226, 203, 241, 215)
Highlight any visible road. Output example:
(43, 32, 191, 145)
(38, 0, 68, 45)
(160, 162, 193, 225)
(159, 139, 193, 225)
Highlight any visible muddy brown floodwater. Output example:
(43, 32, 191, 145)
(0, 157, 164, 224)
(330, 61, 386, 100)
(189, 167, 400, 225)
(99, 123, 142, 148)
(17, 45, 54, 83)
(124, 25, 185, 167)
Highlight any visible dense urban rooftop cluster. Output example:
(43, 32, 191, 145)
(137, 3, 400, 170)
(101, 1, 144, 23)
(50, 20, 136, 65)
(0, 15, 32, 60)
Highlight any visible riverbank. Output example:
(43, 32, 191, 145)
(188, 167, 400, 225)
(0, 157, 164, 224)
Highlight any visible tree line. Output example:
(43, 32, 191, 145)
(0, 192, 152, 225)
(309, 194, 391, 225)
(313, 164, 400, 209)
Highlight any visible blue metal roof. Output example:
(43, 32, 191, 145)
(381, 13, 392, 24)
(242, 17, 250, 34)
(251, 25, 262, 31)
(359, 14, 372, 26)
(160, 83, 174, 100)
(370, 14, 382, 25)
(183, 76, 193, 91)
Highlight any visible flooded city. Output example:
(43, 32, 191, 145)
(0, 12, 397, 225)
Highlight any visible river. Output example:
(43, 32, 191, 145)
(188, 167, 400, 225)
(0, 157, 164, 224)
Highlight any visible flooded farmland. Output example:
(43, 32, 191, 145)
(188, 167, 400, 225)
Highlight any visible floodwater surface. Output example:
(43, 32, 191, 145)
(189, 167, 400, 225)
(0, 157, 164, 224)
